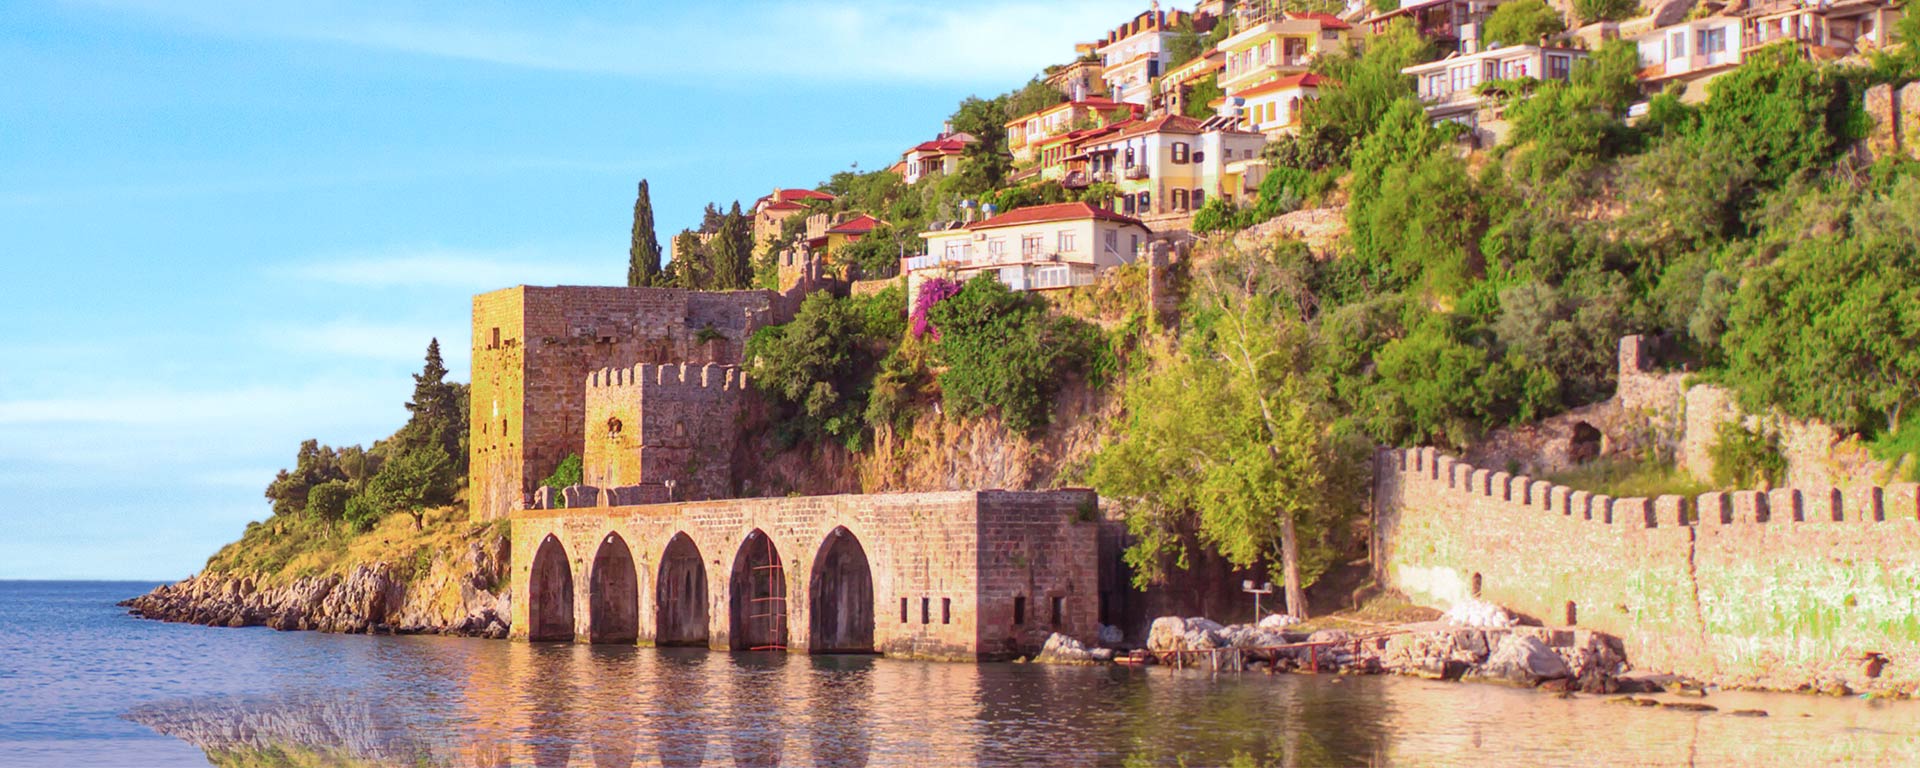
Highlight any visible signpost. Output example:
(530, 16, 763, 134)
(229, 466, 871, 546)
(1243, 579, 1274, 622)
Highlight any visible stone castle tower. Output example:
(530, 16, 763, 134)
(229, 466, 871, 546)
(467, 285, 795, 519)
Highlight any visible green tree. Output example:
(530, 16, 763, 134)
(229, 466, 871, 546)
(627, 179, 663, 287)
(391, 339, 469, 476)
(541, 453, 583, 491)
(264, 440, 347, 517)
(1301, 19, 1432, 157)
(1722, 179, 1920, 435)
(305, 480, 352, 521)
(746, 291, 884, 449)
(666, 230, 709, 289)
(927, 274, 1098, 435)
(346, 444, 457, 531)
(1697, 43, 1861, 186)
(1093, 247, 1364, 617)
(1183, 74, 1226, 119)
(1484, 0, 1566, 46)
(706, 202, 753, 289)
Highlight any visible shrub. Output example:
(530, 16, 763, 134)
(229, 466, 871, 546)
(911, 277, 963, 339)
(1484, 0, 1566, 46)
(1573, 0, 1639, 23)
(1709, 421, 1786, 488)
(541, 453, 582, 491)
(928, 274, 1100, 435)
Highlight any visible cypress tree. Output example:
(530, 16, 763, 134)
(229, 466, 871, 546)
(627, 180, 663, 287)
(709, 203, 752, 290)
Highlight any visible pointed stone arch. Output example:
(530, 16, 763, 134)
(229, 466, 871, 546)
(808, 526, 875, 654)
(529, 534, 575, 642)
(728, 529, 788, 651)
(588, 532, 639, 644)
(655, 532, 710, 647)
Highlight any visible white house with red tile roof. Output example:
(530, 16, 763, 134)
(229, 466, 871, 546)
(901, 130, 980, 185)
(906, 201, 1151, 298)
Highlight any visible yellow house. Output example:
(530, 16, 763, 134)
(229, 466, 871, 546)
(1217, 9, 1354, 96)
(1006, 98, 1140, 163)
(906, 202, 1151, 300)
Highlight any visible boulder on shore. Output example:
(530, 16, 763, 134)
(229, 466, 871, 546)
(1034, 632, 1096, 665)
(1475, 634, 1572, 685)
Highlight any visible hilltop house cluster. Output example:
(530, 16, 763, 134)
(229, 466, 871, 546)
(740, 0, 1904, 302)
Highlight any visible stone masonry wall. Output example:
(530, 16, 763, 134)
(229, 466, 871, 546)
(469, 286, 793, 519)
(1377, 446, 1920, 693)
(582, 363, 745, 501)
(509, 490, 1100, 661)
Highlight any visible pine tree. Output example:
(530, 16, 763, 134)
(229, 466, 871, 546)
(397, 339, 468, 473)
(627, 180, 663, 287)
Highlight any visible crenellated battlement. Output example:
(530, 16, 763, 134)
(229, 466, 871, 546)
(1375, 445, 1920, 694)
(1380, 446, 1920, 531)
(585, 362, 749, 393)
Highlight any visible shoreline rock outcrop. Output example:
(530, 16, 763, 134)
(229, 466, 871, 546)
(124, 538, 511, 638)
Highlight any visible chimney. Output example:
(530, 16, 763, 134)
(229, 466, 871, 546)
(942, 120, 954, 137)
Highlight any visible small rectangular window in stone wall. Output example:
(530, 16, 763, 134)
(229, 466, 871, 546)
(942, 598, 952, 625)
(921, 597, 931, 625)
(1014, 596, 1026, 625)
(900, 598, 908, 623)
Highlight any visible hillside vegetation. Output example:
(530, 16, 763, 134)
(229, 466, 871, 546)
(742, 19, 1920, 613)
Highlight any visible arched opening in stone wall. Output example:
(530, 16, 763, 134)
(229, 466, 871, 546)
(655, 533, 709, 647)
(808, 527, 875, 654)
(1565, 601, 1579, 627)
(529, 534, 575, 642)
(729, 529, 788, 651)
(1471, 573, 1483, 598)
(1569, 422, 1603, 464)
(588, 533, 639, 645)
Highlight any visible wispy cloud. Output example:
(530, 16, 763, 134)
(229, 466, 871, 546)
(69, 0, 1133, 84)
(283, 244, 613, 290)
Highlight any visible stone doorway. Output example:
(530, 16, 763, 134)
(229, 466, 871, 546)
(655, 533, 709, 647)
(529, 535, 575, 642)
(808, 527, 875, 654)
(728, 529, 788, 651)
(588, 533, 638, 645)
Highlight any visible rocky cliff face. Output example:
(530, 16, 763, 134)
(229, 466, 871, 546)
(125, 535, 511, 638)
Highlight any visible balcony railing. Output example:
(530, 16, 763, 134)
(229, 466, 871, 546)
(1124, 165, 1150, 180)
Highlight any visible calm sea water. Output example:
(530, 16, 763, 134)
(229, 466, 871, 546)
(2, 581, 1919, 767)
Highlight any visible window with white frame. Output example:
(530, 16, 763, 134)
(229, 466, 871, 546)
(1425, 73, 1446, 97)
(1057, 230, 1076, 253)
(1021, 233, 1044, 256)
(1698, 27, 1727, 55)
(1171, 142, 1190, 163)
(988, 238, 1005, 257)
(1105, 229, 1117, 253)
(1451, 65, 1473, 92)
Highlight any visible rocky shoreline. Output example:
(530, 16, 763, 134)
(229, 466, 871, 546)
(122, 539, 511, 638)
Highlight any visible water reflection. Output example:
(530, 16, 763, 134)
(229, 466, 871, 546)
(124, 636, 1920, 767)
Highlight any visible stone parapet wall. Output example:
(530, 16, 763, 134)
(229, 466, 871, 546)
(1376, 446, 1920, 693)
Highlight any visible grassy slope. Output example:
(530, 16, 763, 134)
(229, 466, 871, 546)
(203, 501, 507, 589)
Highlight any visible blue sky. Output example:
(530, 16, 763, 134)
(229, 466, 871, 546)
(0, 0, 1139, 579)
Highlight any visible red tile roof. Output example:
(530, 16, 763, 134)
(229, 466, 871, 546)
(777, 188, 835, 203)
(827, 214, 883, 235)
(966, 201, 1145, 231)
(1288, 11, 1351, 30)
(762, 201, 806, 213)
(1114, 113, 1207, 139)
(1235, 73, 1327, 99)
